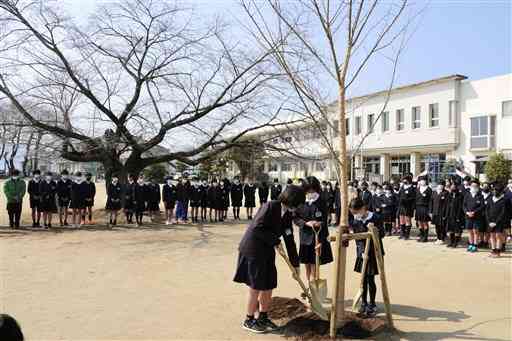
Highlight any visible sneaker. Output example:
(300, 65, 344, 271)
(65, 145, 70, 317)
(242, 318, 266, 334)
(358, 302, 368, 315)
(366, 304, 377, 318)
(471, 245, 478, 253)
(166, 220, 170, 225)
(435, 239, 444, 245)
(467, 244, 472, 252)
(257, 316, 279, 332)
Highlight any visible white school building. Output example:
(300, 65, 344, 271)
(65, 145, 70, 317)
(230, 73, 512, 184)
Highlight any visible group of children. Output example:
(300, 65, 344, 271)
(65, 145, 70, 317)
(348, 175, 512, 258)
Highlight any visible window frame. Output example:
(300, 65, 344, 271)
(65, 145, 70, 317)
(381, 111, 389, 132)
(367, 114, 375, 134)
(355, 116, 362, 135)
(412, 106, 421, 129)
(429, 103, 439, 127)
(396, 109, 405, 131)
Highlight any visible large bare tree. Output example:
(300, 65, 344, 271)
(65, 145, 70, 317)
(0, 0, 297, 181)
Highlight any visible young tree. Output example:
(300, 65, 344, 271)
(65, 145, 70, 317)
(485, 152, 510, 184)
(242, 0, 416, 334)
(0, 0, 298, 182)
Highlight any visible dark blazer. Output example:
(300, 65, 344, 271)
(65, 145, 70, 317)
(270, 184, 282, 200)
(399, 186, 416, 209)
(162, 184, 176, 204)
(486, 195, 512, 229)
(294, 197, 329, 246)
(238, 200, 299, 267)
(430, 190, 448, 217)
(107, 182, 123, 201)
(359, 190, 373, 209)
(84, 181, 96, 199)
(230, 183, 243, 206)
(258, 185, 269, 204)
(147, 183, 161, 203)
(57, 179, 73, 201)
(39, 180, 57, 202)
(349, 212, 385, 259)
(463, 192, 485, 221)
(28, 179, 41, 199)
(416, 187, 432, 207)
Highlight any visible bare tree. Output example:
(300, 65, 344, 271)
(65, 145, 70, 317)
(0, 0, 300, 182)
(242, 0, 418, 334)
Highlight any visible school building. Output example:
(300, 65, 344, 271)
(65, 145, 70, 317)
(230, 73, 512, 184)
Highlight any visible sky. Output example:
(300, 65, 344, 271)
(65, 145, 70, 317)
(63, 0, 511, 95)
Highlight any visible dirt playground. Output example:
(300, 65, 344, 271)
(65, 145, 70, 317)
(0, 181, 511, 340)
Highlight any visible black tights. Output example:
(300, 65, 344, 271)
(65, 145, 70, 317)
(362, 275, 377, 305)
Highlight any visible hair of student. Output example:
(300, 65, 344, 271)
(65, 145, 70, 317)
(274, 178, 279, 183)
(33, 169, 41, 175)
(360, 181, 368, 187)
(463, 175, 472, 181)
(45, 171, 52, 176)
(11, 169, 20, 176)
(470, 178, 480, 185)
(349, 197, 366, 210)
(112, 173, 119, 178)
(286, 178, 293, 185)
(304, 176, 321, 193)
(278, 185, 305, 209)
(376, 184, 383, 189)
(384, 184, 393, 191)
(75, 171, 82, 177)
(61, 169, 69, 175)
(0, 314, 24, 341)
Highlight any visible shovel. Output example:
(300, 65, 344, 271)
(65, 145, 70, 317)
(352, 236, 371, 311)
(310, 227, 328, 303)
(276, 244, 329, 321)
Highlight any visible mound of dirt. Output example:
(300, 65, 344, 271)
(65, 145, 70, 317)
(268, 297, 389, 340)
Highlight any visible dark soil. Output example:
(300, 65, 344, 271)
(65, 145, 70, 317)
(268, 297, 389, 340)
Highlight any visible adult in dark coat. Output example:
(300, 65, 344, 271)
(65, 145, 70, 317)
(270, 179, 282, 200)
(233, 185, 305, 333)
(105, 175, 123, 226)
(375, 184, 396, 236)
(230, 178, 244, 220)
(27, 169, 42, 227)
(57, 170, 73, 226)
(430, 181, 448, 242)
(358, 182, 373, 210)
(258, 181, 269, 205)
(244, 181, 257, 220)
(415, 176, 432, 242)
(39, 172, 58, 229)
(445, 183, 465, 248)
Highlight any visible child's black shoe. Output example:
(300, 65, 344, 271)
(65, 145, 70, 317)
(257, 316, 279, 332)
(366, 304, 377, 318)
(358, 302, 368, 315)
(242, 318, 266, 334)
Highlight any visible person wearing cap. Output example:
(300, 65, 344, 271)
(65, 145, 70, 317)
(57, 169, 73, 227)
(27, 169, 42, 227)
(3, 169, 26, 229)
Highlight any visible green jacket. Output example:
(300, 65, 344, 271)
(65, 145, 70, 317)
(3, 178, 27, 204)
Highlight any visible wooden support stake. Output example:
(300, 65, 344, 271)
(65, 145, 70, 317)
(329, 234, 347, 338)
(369, 225, 394, 329)
(329, 232, 372, 242)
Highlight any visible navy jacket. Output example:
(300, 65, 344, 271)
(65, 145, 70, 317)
(486, 195, 512, 229)
(57, 179, 73, 201)
(270, 184, 282, 200)
(238, 200, 299, 267)
(162, 184, 176, 204)
(463, 192, 485, 221)
(294, 197, 329, 246)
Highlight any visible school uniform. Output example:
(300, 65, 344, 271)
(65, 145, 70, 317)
(258, 184, 269, 205)
(445, 190, 465, 234)
(463, 191, 485, 230)
(207, 185, 219, 209)
(244, 184, 256, 208)
(375, 193, 396, 223)
(146, 183, 161, 212)
(27, 179, 42, 210)
(124, 182, 136, 212)
(57, 179, 73, 208)
(189, 185, 203, 208)
(350, 212, 385, 276)
(133, 183, 148, 213)
(39, 180, 58, 213)
(219, 185, 230, 210)
(481, 191, 492, 234)
(106, 182, 123, 211)
(486, 195, 512, 233)
(270, 184, 282, 200)
(199, 184, 209, 208)
(431, 189, 448, 240)
(162, 183, 177, 210)
(230, 183, 243, 207)
(415, 186, 432, 222)
(84, 181, 96, 208)
(175, 183, 188, 219)
(398, 185, 416, 217)
(70, 181, 87, 209)
(359, 190, 373, 210)
(233, 200, 299, 290)
(295, 197, 333, 265)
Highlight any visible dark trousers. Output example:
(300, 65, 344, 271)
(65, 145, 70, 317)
(7, 202, 22, 228)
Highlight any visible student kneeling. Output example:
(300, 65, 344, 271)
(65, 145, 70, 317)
(233, 185, 305, 334)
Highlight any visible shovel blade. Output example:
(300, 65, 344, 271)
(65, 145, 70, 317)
(310, 279, 328, 303)
(309, 287, 330, 321)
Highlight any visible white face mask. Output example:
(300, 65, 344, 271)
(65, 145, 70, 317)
(470, 187, 479, 194)
(45, 176, 52, 182)
(112, 178, 119, 184)
(376, 189, 383, 196)
(436, 185, 444, 193)
(419, 180, 427, 187)
(34, 175, 40, 180)
(202, 181, 207, 186)
(353, 213, 363, 220)
(137, 179, 144, 184)
(385, 190, 392, 196)
(306, 192, 320, 203)
(12, 176, 19, 180)
(167, 180, 173, 185)
(234, 180, 240, 184)
(62, 175, 68, 180)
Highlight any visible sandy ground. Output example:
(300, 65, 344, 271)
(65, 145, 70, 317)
(0, 181, 511, 340)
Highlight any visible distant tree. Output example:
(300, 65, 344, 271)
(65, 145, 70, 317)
(441, 158, 460, 179)
(144, 163, 168, 183)
(485, 152, 510, 184)
(226, 139, 266, 180)
(175, 161, 189, 176)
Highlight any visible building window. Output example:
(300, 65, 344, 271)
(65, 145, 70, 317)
(381, 111, 389, 132)
(429, 103, 439, 127)
(345, 118, 350, 136)
(503, 100, 512, 117)
(332, 120, 339, 137)
(355, 116, 362, 135)
(470, 116, 496, 149)
(412, 106, 421, 129)
(367, 114, 375, 133)
(315, 161, 326, 172)
(396, 109, 404, 131)
(364, 156, 380, 175)
(282, 162, 293, 172)
(449, 100, 459, 127)
(390, 156, 411, 177)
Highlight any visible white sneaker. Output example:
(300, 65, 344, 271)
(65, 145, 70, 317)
(166, 220, 170, 225)
(435, 239, 444, 245)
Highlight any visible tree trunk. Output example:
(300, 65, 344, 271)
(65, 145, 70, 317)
(22, 131, 35, 176)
